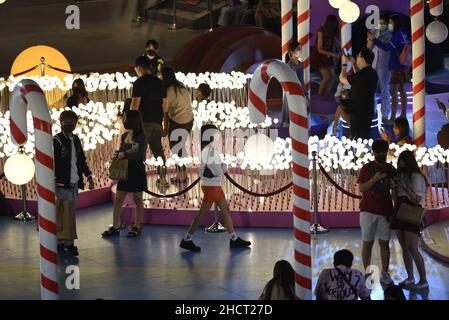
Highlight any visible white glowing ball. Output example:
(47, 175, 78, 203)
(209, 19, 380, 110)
(329, 0, 348, 8)
(426, 20, 448, 44)
(4, 153, 35, 185)
(244, 133, 275, 164)
(339, 1, 360, 23)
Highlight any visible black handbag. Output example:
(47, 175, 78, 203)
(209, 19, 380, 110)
(202, 150, 217, 179)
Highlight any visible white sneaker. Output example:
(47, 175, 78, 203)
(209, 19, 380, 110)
(380, 272, 394, 285)
(398, 278, 415, 289)
(410, 282, 429, 291)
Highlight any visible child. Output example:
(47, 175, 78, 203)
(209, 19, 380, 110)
(196, 83, 212, 103)
(180, 124, 251, 252)
(54, 110, 94, 256)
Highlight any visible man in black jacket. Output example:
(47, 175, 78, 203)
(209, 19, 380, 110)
(54, 111, 94, 256)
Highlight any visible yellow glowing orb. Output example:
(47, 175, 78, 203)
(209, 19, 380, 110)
(10, 45, 71, 79)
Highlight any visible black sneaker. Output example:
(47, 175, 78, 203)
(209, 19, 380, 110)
(65, 245, 79, 257)
(180, 239, 201, 252)
(57, 243, 64, 252)
(230, 237, 251, 249)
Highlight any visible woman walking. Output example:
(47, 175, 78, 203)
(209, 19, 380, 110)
(161, 66, 195, 183)
(102, 110, 148, 238)
(391, 150, 428, 290)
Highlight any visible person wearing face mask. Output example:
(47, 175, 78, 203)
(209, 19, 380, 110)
(282, 41, 307, 125)
(131, 56, 169, 187)
(368, 15, 410, 125)
(390, 150, 428, 291)
(357, 139, 396, 286)
(53, 111, 94, 256)
(367, 14, 392, 123)
(180, 124, 251, 252)
(340, 48, 378, 139)
(102, 111, 148, 238)
(144, 39, 165, 78)
(66, 79, 89, 108)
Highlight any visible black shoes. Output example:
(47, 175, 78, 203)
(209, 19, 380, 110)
(230, 237, 251, 249)
(180, 239, 201, 252)
(65, 245, 79, 257)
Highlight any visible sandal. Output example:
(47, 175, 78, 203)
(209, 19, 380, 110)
(102, 226, 120, 238)
(127, 226, 142, 238)
(156, 178, 169, 187)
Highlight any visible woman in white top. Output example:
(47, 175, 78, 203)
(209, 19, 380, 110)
(179, 124, 251, 252)
(391, 150, 428, 291)
(161, 66, 195, 183)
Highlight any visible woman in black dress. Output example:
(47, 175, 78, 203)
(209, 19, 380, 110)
(102, 110, 148, 238)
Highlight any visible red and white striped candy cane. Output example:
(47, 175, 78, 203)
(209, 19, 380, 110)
(411, 0, 426, 147)
(248, 59, 311, 300)
(341, 20, 352, 58)
(281, 0, 293, 62)
(429, 0, 443, 17)
(297, 0, 310, 97)
(10, 79, 58, 300)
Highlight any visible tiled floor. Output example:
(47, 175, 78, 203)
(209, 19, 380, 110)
(0, 204, 448, 300)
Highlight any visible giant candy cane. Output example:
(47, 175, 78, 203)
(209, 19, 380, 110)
(248, 59, 311, 300)
(10, 79, 58, 300)
(411, 0, 426, 147)
(281, 0, 294, 62)
(297, 0, 310, 98)
(429, 0, 443, 17)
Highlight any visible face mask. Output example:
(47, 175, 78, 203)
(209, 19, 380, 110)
(388, 24, 394, 31)
(375, 154, 387, 163)
(298, 49, 307, 63)
(379, 24, 387, 32)
(62, 123, 76, 134)
(146, 49, 156, 57)
(123, 120, 132, 130)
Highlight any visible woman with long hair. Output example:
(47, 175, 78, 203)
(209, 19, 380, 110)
(381, 117, 412, 147)
(161, 66, 195, 183)
(259, 260, 295, 300)
(102, 110, 148, 238)
(67, 79, 89, 108)
(311, 14, 340, 95)
(391, 150, 428, 290)
(368, 15, 409, 124)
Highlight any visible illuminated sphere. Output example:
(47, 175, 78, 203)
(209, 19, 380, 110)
(0, 0, 6, 4)
(426, 20, 448, 44)
(4, 154, 35, 185)
(339, 1, 360, 23)
(244, 134, 275, 164)
(329, 0, 349, 9)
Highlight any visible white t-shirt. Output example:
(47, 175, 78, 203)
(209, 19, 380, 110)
(200, 144, 227, 186)
(69, 137, 79, 185)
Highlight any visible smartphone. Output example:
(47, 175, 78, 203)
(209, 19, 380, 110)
(343, 48, 349, 57)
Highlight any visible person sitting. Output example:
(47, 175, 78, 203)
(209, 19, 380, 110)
(254, 0, 280, 28)
(384, 285, 406, 300)
(381, 117, 412, 147)
(315, 249, 371, 300)
(218, 0, 248, 27)
(259, 260, 295, 300)
(196, 83, 212, 103)
(66, 79, 89, 108)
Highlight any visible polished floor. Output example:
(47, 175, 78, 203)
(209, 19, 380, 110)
(0, 204, 448, 300)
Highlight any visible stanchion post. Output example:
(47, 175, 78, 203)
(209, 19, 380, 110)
(40, 57, 46, 76)
(168, 0, 179, 29)
(310, 151, 328, 234)
(208, 0, 213, 32)
(205, 203, 226, 233)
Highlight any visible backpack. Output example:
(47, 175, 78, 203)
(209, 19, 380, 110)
(392, 32, 412, 68)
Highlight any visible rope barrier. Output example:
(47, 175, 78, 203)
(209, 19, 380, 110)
(47, 65, 74, 74)
(144, 177, 201, 198)
(224, 172, 292, 197)
(12, 65, 39, 77)
(318, 163, 362, 199)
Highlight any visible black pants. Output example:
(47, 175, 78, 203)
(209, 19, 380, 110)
(350, 115, 371, 140)
(168, 119, 194, 172)
(143, 122, 166, 176)
(137, 0, 147, 17)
